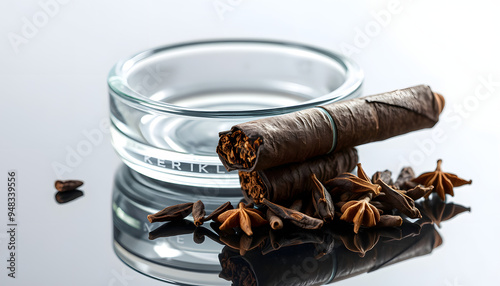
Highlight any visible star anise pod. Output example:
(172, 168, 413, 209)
(327, 163, 381, 197)
(340, 194, 381, 233)
(216, 202, 268, 236)
(413, 159, 472, 200)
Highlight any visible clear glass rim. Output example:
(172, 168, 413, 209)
(108, 39, 363, 118)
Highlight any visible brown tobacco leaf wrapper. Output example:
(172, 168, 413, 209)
(217, 85, 445, 172)
(239, 148, 358, 204)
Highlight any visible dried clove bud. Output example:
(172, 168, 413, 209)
(262, 199, 323, 230)
(147, 202, 194, 223)
(394, 167, 417, 190)
(204, 201, 234, 222)
(376, 215, 403, 228)
(403, 185, 434, 201)
(376, 180, 421, 219)
(371, 170, 393, 185)
(327, 163, 381, 196)
(54, 180, 83, 192)
(192, 200, 206, 226)
(311, 174, 335, 222)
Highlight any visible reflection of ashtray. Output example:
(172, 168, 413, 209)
(108, 40, 363, 188)
(112, 164, 242, 285)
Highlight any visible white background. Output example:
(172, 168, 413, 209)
(1, 0, 499, 285)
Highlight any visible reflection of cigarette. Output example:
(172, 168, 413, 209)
(333, 224, 441, 282)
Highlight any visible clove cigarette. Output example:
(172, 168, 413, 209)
(239, 148, 358, 204)
(217, 85, 444, 172)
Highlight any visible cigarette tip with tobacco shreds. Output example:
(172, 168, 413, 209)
(216, 85, 445, 173)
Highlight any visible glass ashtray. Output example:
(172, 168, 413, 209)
(108, 40, 363, 188)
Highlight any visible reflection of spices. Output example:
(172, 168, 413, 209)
(376, 215, 403, 228)
(216, 202, 267, 236)
(403, 185, 434, 200)
(220, 231, 267, 256)
(418, 195, 471, 227)
(144, 195, 470, 286)
(413, 159, 472, 200)
(54, 180, 83, 192)
(219, 251, 256, 286)
(147, 202, 193, 223)
(264, 227, 325, 255)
